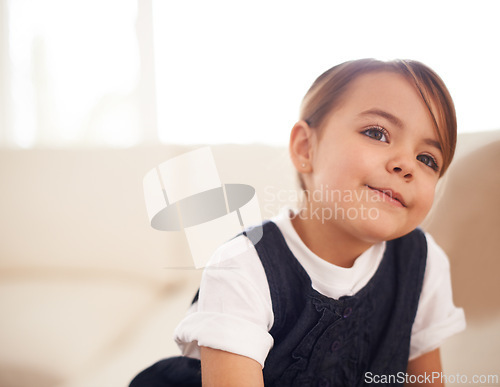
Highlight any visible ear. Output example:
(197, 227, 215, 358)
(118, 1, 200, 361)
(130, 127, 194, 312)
(289, 120, 314, 174)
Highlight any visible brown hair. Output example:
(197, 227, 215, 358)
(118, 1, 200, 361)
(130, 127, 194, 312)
(298, 58, 457, 188)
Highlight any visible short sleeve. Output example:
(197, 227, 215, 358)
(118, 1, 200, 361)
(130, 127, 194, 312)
(174, 234, 274, 368)
(409, 233, 466, 360)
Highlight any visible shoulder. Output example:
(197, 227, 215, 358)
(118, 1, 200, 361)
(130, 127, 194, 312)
(207, 220, 278, 263)
(391, 229, 443, 269)
(201, 231, 267, 289)
(208, 232, 258, 266)
(422, 231, 452, 281)
(409, 231, 466, 359)
(406, 230, 454, 297)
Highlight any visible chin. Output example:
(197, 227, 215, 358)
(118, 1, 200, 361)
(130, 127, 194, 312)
(351, 218, 414, 244)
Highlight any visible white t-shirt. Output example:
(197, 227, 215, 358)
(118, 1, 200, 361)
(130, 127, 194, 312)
(174, 208, 466, 368)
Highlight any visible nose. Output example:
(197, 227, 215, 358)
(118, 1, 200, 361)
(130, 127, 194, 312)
(387, 156, 414, 180)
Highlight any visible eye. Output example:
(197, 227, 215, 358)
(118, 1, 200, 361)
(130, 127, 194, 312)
(362, 126, 389, 143)
(417, 154, 439, 171)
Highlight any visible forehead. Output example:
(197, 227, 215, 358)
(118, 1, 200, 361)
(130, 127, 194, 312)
(335, 71, 435, 130)
(341, 71, 423, 109)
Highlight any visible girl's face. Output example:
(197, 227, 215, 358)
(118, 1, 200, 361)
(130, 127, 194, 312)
(305, 71, 442, 243)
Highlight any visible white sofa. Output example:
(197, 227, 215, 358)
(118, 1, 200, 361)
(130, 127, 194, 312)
(0, 131, 499, 386)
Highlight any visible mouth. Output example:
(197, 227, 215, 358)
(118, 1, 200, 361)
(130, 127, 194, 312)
(366, 185, 407, 208)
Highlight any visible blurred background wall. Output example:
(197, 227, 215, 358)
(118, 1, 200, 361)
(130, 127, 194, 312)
(0, 1, 499, 386)
(1, 0, 500, 149)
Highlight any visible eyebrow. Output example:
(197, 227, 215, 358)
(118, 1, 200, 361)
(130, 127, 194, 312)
(359, 108, 404, 129)
(360, 108, 442, 152)
(424, 138, 442, 152)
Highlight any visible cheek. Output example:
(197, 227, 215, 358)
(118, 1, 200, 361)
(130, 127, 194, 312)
(316, 150, 374, 188)
(415, 181, 437, 216)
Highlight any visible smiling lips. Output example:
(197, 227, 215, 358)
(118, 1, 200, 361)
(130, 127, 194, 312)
(367, 185, 407, 207)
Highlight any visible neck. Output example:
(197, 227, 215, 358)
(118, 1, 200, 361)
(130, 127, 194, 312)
(291, 206, 374, 268)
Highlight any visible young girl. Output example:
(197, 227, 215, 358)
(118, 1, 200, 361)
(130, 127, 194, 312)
(131, 59, 466, 386)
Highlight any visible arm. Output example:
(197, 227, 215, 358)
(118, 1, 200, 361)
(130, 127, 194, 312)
(405, 348, 443, 387)
(201, 346, 264, 387)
